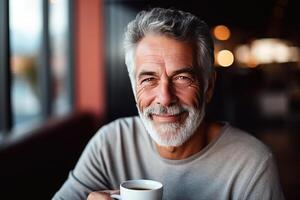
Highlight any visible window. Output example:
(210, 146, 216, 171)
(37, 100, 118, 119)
(0, 0, 73, 136)
(49, 0, 74, 115)
(10, 0, 43, 126)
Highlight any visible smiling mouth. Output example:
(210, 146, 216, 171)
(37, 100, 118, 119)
(151, 112, 186, 123)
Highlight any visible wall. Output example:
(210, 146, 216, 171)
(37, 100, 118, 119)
(76, 0, 106, 120)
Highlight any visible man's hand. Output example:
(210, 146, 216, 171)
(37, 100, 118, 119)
(87, 190, 119, 200)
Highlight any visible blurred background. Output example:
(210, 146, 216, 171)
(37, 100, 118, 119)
(0, 0, 299, 199)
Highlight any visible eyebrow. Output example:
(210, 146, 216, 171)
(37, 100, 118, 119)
(137, 71, 157, 80)
(169, 67, 196, 77)
(137, 67, 196, 80)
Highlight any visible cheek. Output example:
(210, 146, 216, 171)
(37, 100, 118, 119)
(176, 85, 203, 108)
(136, 87, 155, 112)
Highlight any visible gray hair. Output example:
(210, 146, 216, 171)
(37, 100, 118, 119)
(124, 7, 215, 94)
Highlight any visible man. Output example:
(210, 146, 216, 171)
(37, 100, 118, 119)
(53, 8, 285, 200)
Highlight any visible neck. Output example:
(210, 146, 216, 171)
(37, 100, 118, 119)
(156, 120, 222, 160)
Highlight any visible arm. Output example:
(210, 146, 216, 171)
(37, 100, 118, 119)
(52, 129, 113, 200)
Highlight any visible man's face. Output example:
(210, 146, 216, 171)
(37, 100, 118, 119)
(134, 35, 206, 147)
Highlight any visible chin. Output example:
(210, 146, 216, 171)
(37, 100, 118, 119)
(139, 105, 206, 147)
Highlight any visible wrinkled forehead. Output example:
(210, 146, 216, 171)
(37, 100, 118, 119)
(134, 35, 196, 70)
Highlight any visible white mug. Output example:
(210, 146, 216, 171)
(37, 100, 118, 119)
(111, 179, 163, 200)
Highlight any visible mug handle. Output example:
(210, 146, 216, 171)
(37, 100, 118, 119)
(111, 194, 121, 200)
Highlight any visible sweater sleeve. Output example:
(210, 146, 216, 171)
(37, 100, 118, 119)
(242, 153, 285, 200)
(52, 128, 112, 200)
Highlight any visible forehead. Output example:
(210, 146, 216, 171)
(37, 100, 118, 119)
(134, 35, 195, 69)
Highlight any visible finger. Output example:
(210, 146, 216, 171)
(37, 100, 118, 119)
(102, 190, 120, 195)
(87, 190, 120, 200)
(87, 191, 112, 200)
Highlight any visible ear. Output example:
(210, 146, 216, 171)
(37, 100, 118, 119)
(205, 71, 217, 103)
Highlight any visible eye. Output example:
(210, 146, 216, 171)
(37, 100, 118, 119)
(139, 77, 158, 87)
(141, 77, 154, 83)
(173, 75, 192, 82)
(174, 76, 189, 80)
(172, 75, 194, 87)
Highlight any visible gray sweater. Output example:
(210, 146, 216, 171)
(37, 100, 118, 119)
(53, 116, 285, 200)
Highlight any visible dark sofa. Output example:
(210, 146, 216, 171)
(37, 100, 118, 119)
(0, 112, 101, 199)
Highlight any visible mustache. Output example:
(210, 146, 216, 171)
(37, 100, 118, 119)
(143, 104, 187, 117)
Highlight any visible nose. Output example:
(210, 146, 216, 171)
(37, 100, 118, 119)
(156, 79, 177, 106)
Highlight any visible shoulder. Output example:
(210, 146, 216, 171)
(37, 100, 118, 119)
(88, 116, 145, 149)
(219, 123, 273, 161)
(103, 116, 142, 130)
(99, 116, 143, 137)
(214, 123, 277, 179)
(216, 124, 284, 199)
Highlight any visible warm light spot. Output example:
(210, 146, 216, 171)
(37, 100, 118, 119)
(235, 45, 251, 64)
(213, 25, 231, 41)
(217, 50, 234, 67)
(251, 39, 292, 64)
(289, 47, 300, 62)
(235, 45, 258, 68)
(274, 43, 290, 63)
(234, 38, 299, 68)
(247, 60, 258, 68)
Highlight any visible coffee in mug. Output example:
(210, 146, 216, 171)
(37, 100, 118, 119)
(111, 179, 163, 200)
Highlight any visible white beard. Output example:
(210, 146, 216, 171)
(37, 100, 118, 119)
(138, 102, 206, 147)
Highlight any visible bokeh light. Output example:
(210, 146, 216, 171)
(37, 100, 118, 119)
(217, 50, 234, 67)
(213, 25, 231, 41)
